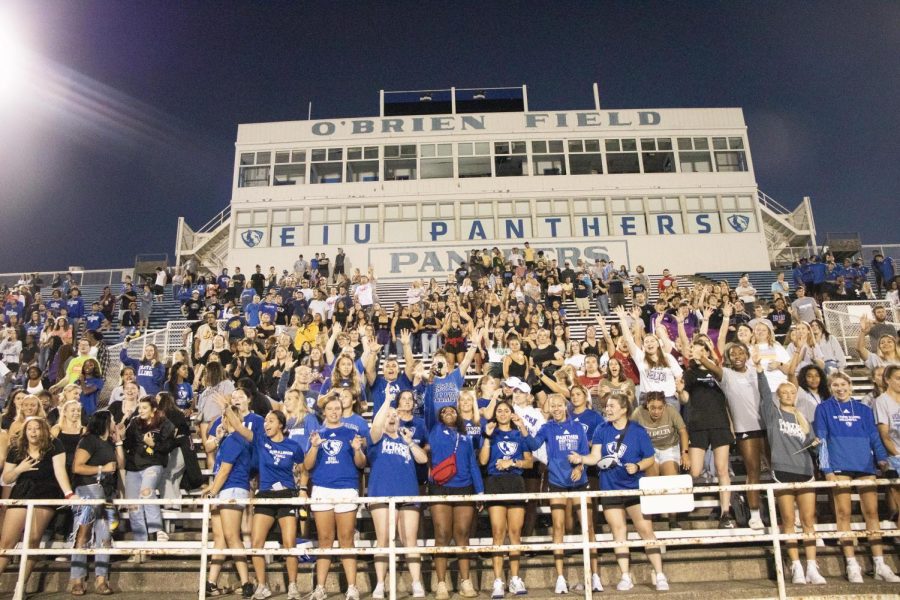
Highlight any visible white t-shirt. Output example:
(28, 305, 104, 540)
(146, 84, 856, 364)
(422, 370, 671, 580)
(632, 348, 683, 397)
(514, 404, 547, 464)
(754, 343, 791, 393)
(155, 270, 167, 287)
(355, 283, 374, 306)
(873, 392, 900, 461)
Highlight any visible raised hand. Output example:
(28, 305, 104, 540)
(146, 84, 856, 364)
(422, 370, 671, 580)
(484, 421, 497, 437)
(15, 455, 39, 475)
(399, 328, 411, 346)
(351, 435, 365, 451)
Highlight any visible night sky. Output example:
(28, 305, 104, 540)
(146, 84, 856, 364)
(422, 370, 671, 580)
(0, 1, 897, 273)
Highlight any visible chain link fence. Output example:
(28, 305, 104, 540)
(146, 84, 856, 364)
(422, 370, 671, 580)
(822, 299, 899, 361)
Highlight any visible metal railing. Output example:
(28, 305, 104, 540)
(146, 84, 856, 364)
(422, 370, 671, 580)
(757, 190, 792, 215)
(0, 268, 132, 288)
(1, 479, 897, 600)
(822, 300, 900, 360)
(196, 205, 231, 234)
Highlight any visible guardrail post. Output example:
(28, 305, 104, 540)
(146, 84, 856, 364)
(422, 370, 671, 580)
(388, 499, 397, 600)
(13, 503, 35, 600)
(198, 499, 210, 600)
(765, 487, 786, 600)
(579, 494, 592, 600)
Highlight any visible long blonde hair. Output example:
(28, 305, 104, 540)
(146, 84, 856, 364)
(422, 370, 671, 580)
(776, 382, 809, 435)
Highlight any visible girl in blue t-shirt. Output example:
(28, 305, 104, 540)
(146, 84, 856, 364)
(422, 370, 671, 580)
(303, 395, 366, 600)
(479, 400, 533, 597)
(231, 409, 306, 600)
(166, 362, 194, 412)
(367, 389, 429, 599)
(76, 358, 103, 416)
(427, 404, 484, 599)
(422, 330, 483, 429)
(570, 392, 668, 592)
(119, 344, 166, 395)
(201, 406, 253, 597)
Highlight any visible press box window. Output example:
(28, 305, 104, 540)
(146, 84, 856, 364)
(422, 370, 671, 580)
(420, 143, 453, 179)
(604, 139, 640, 174)
(712, 137, 748, 172)
(346, 146, 379, 182)
(567, 139, 603, 175)
(677, 137, 713, 172)
(494, 141, 528, 177)
(458, 142, 492, 178)
(310, 148, 343, 184)
(532, 140, 566, 175)
(384, 145, 417, 180)
(238, 151, 271, 187)
(273, 150, 306, 186)
(641, 138, 675, 173)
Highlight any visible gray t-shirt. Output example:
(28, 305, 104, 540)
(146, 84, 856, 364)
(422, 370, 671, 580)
(791, 297, 818, 323)
(720, 367, 765, 434)
(760, 372, 815, 476)
(873, 392, 900, 457)
(197, 380, 235, 424)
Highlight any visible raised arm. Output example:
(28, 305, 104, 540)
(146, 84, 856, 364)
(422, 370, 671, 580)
(456, 328, 484, 376)
(369, 391, 392, 445)
(856, 316, 872, 361)
(400, 329, 416, 380)
(614, 305, 641, 357)
(324, 322, 342, 364)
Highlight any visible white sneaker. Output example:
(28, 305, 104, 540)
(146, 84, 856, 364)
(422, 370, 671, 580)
(287, 583, 301, 600)
(846, 561, 863, 583)
(371, 582, 385, 600)
(874, 562, 900, 582)
(458, 579, 478, 598)
(555, 575, 568, 594)
(655, 573, 669, 592)
(411, 581, 426, 598)
(790, 562, 806, 585)
(748, 517, 765, 531)
(805, 562, 826, 585)
(345, 584, 360, 600)
(253, 584, 273, 600)
(491, 578, 505, 599)
(155, 530, 170, 542)
(435, 581, 450, 600)
(591, 573, 603, 592)
(617, 573, 634, 591)
(508, 576, 527, 595)
(308, 586, 327, 600)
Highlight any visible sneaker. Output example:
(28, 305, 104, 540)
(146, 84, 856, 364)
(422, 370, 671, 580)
(508, 576, 527, 595)
(569, 581, 584, 592)
(371, 583, 384, 600)
(805, 563, 826, 585)
(616, 573, 634, 591)
(155, 530, 170, 542)
(435, 581, 450, 600)
(591, 573, 603, 592)
(345, 585, 360, 600)
(491, 578, 505, 599)
(287, 583, 301, 600)
(242, 583, 255, 599)
(411, 581, 426, 599)
(846, 561, 863, 583)
(791, 562, 806, 585)
(719, 513, 737, 529)
(667, 516, 681, 531)
(748, 517, 765, 531)
(458, 579, 478, 598)
(874, 562, 900, 582)
(554, 575, 568, 594)
(253, 585, 272, 600)
(308, 586, 327, 600)
(655, 573, 669, 592)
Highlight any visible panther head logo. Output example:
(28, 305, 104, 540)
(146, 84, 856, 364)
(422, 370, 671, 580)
(241, 229, 264, 247)
(727, 215, 750, 232)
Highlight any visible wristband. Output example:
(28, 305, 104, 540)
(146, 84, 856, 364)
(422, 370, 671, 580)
(115, 442, 123, 447)
(64, 491, 76, 499)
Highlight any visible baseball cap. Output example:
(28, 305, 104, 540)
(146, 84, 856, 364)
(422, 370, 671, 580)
(502, 377, 531, 393)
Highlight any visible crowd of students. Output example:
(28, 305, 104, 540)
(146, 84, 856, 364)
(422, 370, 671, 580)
(0, 248, 898, 599)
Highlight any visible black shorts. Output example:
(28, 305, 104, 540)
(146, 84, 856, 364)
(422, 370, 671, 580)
(429, 483, 476, 498)
(885, 470, 899, 479)
(773, 470, 814, 484)
(153, 285, 164, 296)
(831, 470, 874, 480)
(484, 474, 526, 507)
(548, 483, 589, 494)
(601, 494, 641, 510)
(522, 463, 543, 482)
(689, 428, 734, 450)
(735, 430, 766, 441)
(254, 489, 298, 519)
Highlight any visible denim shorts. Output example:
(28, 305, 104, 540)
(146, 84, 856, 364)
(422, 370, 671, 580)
(217, 487, 250, 510)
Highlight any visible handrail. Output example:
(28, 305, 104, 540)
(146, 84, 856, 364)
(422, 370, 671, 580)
(195, 205, 231, 234)
(1, 479, 897, 600)
(757, 190, 792, 215)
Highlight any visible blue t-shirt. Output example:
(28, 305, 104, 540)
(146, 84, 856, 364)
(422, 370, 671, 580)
(367, 433, 420, 497)
(310, 425, 360, 489)
(428, 424, 484, 493)
(286, 413, 320, 452)
(529, 419, 590, 489)
(571, 408, 604, 440)
(400, 416, 429, 484)
(215, 433, 253, 491)
(211, 412, 265, 473)
(85, 312, 105, 331)
(484, 427, 529, 477)
(255, 434, 305, 492)
(370, 373, 413, 415)
(591, 422, 654, 491)
(173, 382, 194, 410)
(341, 413, 371, 443)
(245, 303, 261, 327)
(463, 418, 485, 453)
(423, 369, 465, 429)
(79, 377, 104, 416)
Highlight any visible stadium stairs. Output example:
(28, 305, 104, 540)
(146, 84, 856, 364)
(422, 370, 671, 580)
(5, 275, 896, 597)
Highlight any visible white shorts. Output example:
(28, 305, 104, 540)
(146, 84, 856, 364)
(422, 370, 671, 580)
(310, 486, 359, 514)
(654, 445, 681, 466)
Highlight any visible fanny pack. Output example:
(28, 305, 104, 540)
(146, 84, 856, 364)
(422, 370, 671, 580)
(431, 434, 460, 485)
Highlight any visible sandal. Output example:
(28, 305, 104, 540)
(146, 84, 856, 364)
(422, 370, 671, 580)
(206, 582, 228, 597)
(71, 582, 86, 596)
(95, 580, 113, 595)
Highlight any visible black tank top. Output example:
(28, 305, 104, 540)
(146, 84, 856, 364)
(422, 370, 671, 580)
(583, 340, 601, 357)
(531, 345, 557, 369)
(506, 355, 527, 379)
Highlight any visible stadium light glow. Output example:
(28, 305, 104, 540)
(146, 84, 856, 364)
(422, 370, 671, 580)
(0, 13, 31, 104)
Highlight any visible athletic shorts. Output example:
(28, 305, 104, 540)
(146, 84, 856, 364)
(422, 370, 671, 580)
(735, 429, 766, 441)
(428, 483, 476, 498)
(217, 487, 250, 511)
(772, 470, 814, 484)
(484, 474, 526, 507)
(254, 488, 298, 519)
(548, 483, 589, 494)
(601, 493, 641, 510)
(689, 428, 734, 450)
(310, 486, 359, 514)
(654, 445, 681, 466)
(831, 470, 874, 480)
